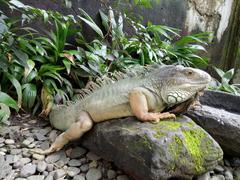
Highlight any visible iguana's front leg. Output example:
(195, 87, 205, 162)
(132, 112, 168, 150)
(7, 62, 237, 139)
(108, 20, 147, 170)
(129, 87, 176, 123)
(32, 111, 93, 155)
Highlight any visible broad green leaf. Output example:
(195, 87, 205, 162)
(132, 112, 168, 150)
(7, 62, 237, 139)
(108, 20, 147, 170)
(41, 71, 63, 85)
(4, 72, 22, 108)
(22, 83, 36, 108)
(43, 10, 49, 23)
(175, 35, 207, 46)
(24, 59, 35, 78)
(99, 10, 109, 31)
(39, 64, 64, 74)
(9, 0, 26, 8)
(12, 49, 28, 67)
(63, 59, 71, 74)
(23, 69, 37, 83)
(0, 92, 18, 110)
(134, 0, 152, 8)
(222, 68, 234, 84)
(214, 67, 225, 78)
(79, 17, 104, 38)
(0, 103, 11, 123)
(19, 38, 36, 54)
(35, 42, 47, 56)
(64, 0, 72, 8)
(187, 44, 206, 52)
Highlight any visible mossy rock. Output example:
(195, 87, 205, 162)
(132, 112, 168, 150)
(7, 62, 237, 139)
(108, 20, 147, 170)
(81, 116, 223, 180)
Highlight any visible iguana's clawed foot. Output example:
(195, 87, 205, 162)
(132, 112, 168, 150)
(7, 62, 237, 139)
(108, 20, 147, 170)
(31, 132, 69, 155)
(189, 100, 202, 110)
(30, 146, 60, 155)
(146, 112, 176, 123)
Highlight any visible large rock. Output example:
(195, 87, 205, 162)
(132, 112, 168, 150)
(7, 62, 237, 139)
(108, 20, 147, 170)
(81, 116, 223, 179)
(187, 105, 240, 156)
(200, 90, 240, 114)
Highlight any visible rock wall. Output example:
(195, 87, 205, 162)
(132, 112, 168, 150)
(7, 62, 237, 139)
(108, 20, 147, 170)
(5, 0, 240, 68)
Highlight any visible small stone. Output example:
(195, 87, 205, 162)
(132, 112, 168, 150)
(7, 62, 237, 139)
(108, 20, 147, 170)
(225, 170, 233, 180)
(34, 133, 47, 141)
(67, 167, 81, 177)
(13, 161, 24, 169)
(233, 168, 240, 180)
(55, 153, 69, 167)
(68, 147, 87, 158)
(0, 143, 4, 148)
(73, 175, 85, 180)
(22, 148, 31, 157)
(41, 127, 52, 135)
(86, 152, 101, 161)
(47, 164, 54, 172)
(37, 161, 47, 172)
(46, 151, 62, 163)
(117, 175, 129, 180)
(0, 138, 4, 143)
(10, 148, 22, 155)
(20, 163, 37, 177)
(5, 170, 18, 179)
(22, 137, 34, 147)
(229, 157, 240, 167)
(210, 175, 225, 180)
(224, 159, 231, 166)
(45, 174, 54, 180)
(68, 159, 81, 167)
(0, 152, 5, 155)
(32, 154, 45, 161)
(49, 130, 58, 142)
(80, 164, 89, 172)
(80, 158, 87, 164)
(15, 178, 27, 180)
(43, 171, 48, 176)
(214, 165, 224, 173)
(0, 147, 7, 152)
(54, 169, 66, 179)
(107, 170, 117, 179)
(5, 139, 15, 145)
(38, 141, 49, 150)
(86, 168, 102, 180)
(27, 143, 36, 148)
(20, 157, 31, 165)
(27, 175, 44, 180)
(89, 160, 98, 168)
(5, 154, 20, 164)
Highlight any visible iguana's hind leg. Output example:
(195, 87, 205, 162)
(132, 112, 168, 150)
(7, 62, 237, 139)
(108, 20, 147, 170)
(32, 111, 93, 155)
(129, 87, 176, 123)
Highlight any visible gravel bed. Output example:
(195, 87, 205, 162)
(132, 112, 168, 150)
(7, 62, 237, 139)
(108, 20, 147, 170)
(0, 114, 239, 180)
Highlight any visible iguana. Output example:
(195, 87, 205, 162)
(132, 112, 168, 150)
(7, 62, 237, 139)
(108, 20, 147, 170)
(33, 65, 211, 155)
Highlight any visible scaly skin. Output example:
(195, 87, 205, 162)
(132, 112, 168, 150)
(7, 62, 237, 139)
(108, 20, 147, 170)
(32, 65, 211, 155)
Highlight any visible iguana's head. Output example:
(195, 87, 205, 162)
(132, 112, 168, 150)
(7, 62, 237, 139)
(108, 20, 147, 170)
(154, 65, 211, 107)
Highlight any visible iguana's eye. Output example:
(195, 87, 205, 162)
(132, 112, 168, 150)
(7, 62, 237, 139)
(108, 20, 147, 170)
(186, 70, 193, 76)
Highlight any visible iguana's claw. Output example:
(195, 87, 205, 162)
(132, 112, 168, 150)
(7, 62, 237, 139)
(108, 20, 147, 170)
(150, 112, 176, 124)
(30, 147, 57, 155)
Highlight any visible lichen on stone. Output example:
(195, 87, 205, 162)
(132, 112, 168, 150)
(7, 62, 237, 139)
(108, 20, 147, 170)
(182, 129, 207, 173)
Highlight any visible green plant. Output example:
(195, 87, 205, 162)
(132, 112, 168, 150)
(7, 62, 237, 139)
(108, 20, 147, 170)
(98, 9, 210, 68)
(0, 0, 212, 124)
(210, 67, 240, 95)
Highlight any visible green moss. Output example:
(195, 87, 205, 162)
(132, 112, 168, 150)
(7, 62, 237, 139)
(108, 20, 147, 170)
(152, 121, 181, 139)
(182, 129, 207, 173)
(132, 134, 153, 151)
(168, 135, 184, 161)
(153, 131, 165, 139)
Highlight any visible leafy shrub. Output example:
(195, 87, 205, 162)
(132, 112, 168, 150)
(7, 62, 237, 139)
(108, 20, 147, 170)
(209, 67, 240, 95)
(0, 0, 211, 123)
